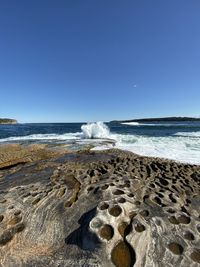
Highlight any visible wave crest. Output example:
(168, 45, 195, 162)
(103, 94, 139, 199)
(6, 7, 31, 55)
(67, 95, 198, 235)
(81, 122, 110, 139)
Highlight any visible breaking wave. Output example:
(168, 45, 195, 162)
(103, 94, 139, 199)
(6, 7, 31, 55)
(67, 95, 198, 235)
(81, 121, 110, 139)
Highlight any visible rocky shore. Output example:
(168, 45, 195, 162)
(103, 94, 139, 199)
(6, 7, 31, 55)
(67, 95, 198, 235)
(0, 119, 17, 124)
(0, 144, 200, 267)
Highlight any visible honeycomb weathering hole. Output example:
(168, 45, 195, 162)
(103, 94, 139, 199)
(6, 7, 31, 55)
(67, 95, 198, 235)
(135, 223, 146, 232)
(183, 231, 195, 241)
(118, 197, 126, 204)
(190, 249, 200, 263)
(177, 215, 191, 224)
(167, 242, 184, 255)
(99, 224, 114, 241)
(118, 222, 129, 237)
(140, 210, 149, 217)
(111, 241, 136, 267)
(168, 216, 180, 225)
(113, 189, 124, 195)
(99, 202, 109, 210)
(109, 205, 122, 217)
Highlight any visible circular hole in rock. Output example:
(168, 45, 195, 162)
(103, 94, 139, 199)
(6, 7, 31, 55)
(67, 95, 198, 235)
(168, 216, 180, 225)
(159, 178, 169, 186)
(183, 231, 195, 241)
(167, 242, 184, 255)
(118, 221, 132, 237)
(134, 201, 141, 206)
(196, 224, 200, 233)
(177, 214, 191, 224)
(127, 193, 134, 198)
(124, 183, 131, 188)
(99, 224, 114, 241)
(99, 203, 109, 210)
(91, 218, 103, 229)
(113, 189, 124, 195)
(190, 249, 200, 263)
(109, 205, 122, 217)
(101, 185, 109, 190)
(15, 222, 26, 233)
(111, 241, 136, 267)
(140, 210, 149, 217)
(153, 196, 162, 206)
(14, 210, 21, 216)
(118, 197, 126, 204)
(135, 223, 146, 232)
(167, 208, 176, 214)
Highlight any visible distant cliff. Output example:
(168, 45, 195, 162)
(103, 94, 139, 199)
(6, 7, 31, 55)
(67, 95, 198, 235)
(110, 117, 200, 123)
(0, 118, 17, 124)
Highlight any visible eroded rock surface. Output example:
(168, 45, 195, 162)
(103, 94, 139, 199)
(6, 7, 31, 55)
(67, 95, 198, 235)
(0, 145, 200, 266)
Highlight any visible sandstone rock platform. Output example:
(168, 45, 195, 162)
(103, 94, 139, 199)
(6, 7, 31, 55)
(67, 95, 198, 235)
(0, 144, 200, 266)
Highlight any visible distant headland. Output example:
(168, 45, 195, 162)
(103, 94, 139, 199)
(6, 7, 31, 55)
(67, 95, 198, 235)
(0, 118, 17, 124)
(110, 116, 200, 123)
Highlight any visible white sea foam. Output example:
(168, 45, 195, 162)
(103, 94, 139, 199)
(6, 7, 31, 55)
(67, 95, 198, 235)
(174, 131, 200, 137)
(90, 123, 200, 165)
(81, 121, 110, 139)
(0, 133, 81, 142)
(93, 134, 200, 165)
(121, 122, 140, 126)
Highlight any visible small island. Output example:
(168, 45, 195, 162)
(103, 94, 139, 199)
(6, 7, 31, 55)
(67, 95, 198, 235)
(0, 118, 17, 124)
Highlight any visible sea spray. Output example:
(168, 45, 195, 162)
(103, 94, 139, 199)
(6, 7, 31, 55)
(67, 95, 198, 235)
(81, 121, 110, 139)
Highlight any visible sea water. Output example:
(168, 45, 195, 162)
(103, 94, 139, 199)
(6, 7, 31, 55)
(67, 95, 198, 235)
(0, 121, 200, 165)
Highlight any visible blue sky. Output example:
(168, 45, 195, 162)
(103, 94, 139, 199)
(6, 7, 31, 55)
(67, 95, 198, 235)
(0, 0, 200, 122)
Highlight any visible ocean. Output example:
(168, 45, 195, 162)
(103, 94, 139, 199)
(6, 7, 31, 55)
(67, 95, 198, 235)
(0, 121, 200, 165)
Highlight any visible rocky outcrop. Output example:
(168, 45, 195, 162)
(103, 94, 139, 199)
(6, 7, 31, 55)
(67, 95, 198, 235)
(0, 145, 200, 266)
(0, 118, 17, 124)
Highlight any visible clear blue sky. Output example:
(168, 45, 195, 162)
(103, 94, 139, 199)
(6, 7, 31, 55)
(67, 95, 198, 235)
(0, 0, 200, 122)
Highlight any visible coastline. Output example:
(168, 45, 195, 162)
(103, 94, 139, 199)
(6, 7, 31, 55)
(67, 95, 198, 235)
(0, 119, 17, 125)
(0, 143, 200, 266)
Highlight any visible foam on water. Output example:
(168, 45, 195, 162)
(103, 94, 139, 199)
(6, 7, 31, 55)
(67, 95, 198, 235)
(0, 133, 81, 142)
(90, 123, 200, 165)
(121, 122, 140, 126)
(174, 131, 200, 137)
